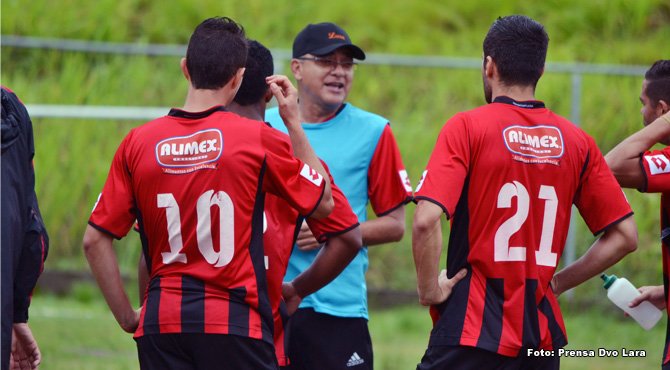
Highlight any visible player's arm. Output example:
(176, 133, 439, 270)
(267, 74, 332, 218)
(551, 215, 637, 296)
(83, 225, 139, 333)
(606, 112, 670, 188)
(412, 200, 467, 306)
(364, 124, 412, 246)
(361, 206, 405, 246)
(283, 226, 362, 314)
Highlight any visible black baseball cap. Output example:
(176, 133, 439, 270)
(292, 22, 366, 60)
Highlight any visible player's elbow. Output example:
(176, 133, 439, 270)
(310, 195, 334, 219)
(341, 226, 363, 252)
(82, 225, 106, 259)
(385, 217, 405, 243)
(413, 209, 438, 237)
(607, 216, 638, 257)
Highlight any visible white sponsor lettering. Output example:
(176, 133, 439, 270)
(159, 139, 218, 157)
(507, 130, 560, 149)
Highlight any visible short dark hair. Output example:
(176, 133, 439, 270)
(233, 40, 274, 106)
(483, 15, 549, 88)
(645, 60, 670, 108)
(186, 17, 248, 89)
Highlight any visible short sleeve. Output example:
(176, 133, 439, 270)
(368, 124, 413, 216)
(414, 114, 471, 218)
(307, 176, 359, 243)
(261, 125, 326, 217)
(88, 133, 138, 239)
(574, 136, 633, 235)
(640, 147, 670, 193)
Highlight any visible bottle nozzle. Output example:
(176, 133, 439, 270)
(601, 273, 617, 289)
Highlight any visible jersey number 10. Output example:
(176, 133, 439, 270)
(494, 181, 558, 267)
(157, 190, 234, 267)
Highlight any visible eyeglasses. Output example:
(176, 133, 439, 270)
(297, 57, 357, 71)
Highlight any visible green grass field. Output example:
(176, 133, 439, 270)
(27, 293, 666, 370)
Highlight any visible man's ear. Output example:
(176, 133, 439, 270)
(484, 56, 495, 79)
(180, 57, 190, 81)
(231, 67, 246, 92)
(659, 99, 669, 115)
(291, 59, 302, 81)
(264, 88, 273, 103)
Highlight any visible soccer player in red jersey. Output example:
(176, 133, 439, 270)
(606, 60, 670, 370)
(412, 15, 638, 370)
(228, 39, 363, 368)
(83, 18, 333, 370)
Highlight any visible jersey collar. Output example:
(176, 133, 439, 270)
(168, 105, 227, 119)
(493, 96, 545, 109)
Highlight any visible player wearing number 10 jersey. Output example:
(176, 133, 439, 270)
(413, 15, 637, 370)
(84, 18, 333, 370)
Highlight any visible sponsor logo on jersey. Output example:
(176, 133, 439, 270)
(503, 125, 564, 159)
(346, 352, 365, 367)
(300, 164, 324, 187)
(645, 154, 670, 175)
(399, 169, 413, 192)
(155, 129, 222, 169)
(415, 170, 428, 193)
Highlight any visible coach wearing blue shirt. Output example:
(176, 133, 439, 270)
(266, 22, 412, 370)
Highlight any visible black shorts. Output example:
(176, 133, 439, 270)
(285, 308, 373, 370)
(417, 345, 560, 370)
(135, 333, 278, 370)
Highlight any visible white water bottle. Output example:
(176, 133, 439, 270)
(601, 274, 663, 330)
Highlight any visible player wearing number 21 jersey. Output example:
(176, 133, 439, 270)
(413, 16, 636, 368)
(415, 95, 633, 356)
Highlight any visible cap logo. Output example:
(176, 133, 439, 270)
(328, 32, 346, 40)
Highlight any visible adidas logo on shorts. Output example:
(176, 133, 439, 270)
(346, 352, 365, 367)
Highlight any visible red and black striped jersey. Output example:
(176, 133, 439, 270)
(639, 147, 670, 365)
(263, 166, 359, 366)
(415, 96, 633, 356)
(89, 106, 326, 344)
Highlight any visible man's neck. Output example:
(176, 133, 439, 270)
(182, 86, 236, 113)
(228, 102, 265, 121)
(298, 96, 342, 123)
(491, 84, 536, 102)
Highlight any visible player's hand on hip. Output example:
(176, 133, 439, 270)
(434, 268, 468, 304)
(296, 220, 322, 251)
(119, 306, 142, 334)
(267, 75, 299, 128)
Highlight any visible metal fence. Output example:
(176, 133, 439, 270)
(2, 35, 650, 295)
